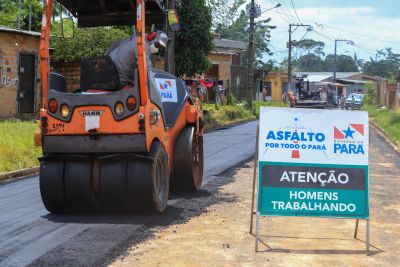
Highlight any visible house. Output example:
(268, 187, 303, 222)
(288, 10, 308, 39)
(206, 37, 247, 82)
(0, 26, 41, 118)
(205, 37, 247, 99)
(262, 72, 289, 102)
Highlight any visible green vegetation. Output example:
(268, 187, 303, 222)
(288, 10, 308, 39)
(253, 101, 288, 117)
(203, 103, 254, 130)
(363, 81, 377, 105)
(210, 0, 275, 68)
(363, 105, 400, 143)
(51, 27, 131, 62)
(203, 101, 287, 130)
(0, 101, 287, 173)
(0, 0, 42, 31)
(175, 0, 213, 77)
(0, 120, 41, 174)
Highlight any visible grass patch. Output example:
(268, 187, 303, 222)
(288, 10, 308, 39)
(362, 105, 400, 142)
(0, 120, 41, 174)
(203, 103, 255, 131)
(0, 101, 288, 173)
(253, 101, 288, 118)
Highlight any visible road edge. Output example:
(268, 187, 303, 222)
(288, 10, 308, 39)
(0, 119, 258, 183)
(0, 167, 40, 183)
(369, 119, 400, 154)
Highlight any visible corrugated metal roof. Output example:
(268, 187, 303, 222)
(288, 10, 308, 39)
(307, 75, 332, 82)
(0, 26, 40, 37)
(294, 72, 362, 79)
(337, 78, 367, 84)
(214, 38, 247, 50)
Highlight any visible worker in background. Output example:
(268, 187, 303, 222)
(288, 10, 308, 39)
(262, 85, 267, 101)
(287, 90, 296, 107)
(281, 91, 287, 104)
(106, 31, 168, 88)
(340, 94, 346, 110)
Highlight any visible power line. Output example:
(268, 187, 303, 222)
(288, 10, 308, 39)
(269, 0, 292, 23)
(312, 29, 334, 42)
(312, 29, 379, 58)
(280, 0, 299, 23)
(298, 30, 308, 42)
(289, 0, 302, 24)
(308, 21, 400, 46)
(354, 44, 376, 56)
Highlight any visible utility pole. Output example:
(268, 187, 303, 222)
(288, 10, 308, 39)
(165, 0, 176, 75)
(288, 24, 292, 92)
(287, 23, 311, 92)
(333, 39, 353, 83)
(28, 4, 32, 31)
(247, 0, 256, 109)
(17, 0, 22, 29)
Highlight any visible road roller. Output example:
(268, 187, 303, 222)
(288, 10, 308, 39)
(35, 0, 204, 213)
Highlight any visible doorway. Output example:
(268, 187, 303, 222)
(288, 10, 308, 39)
(18, 54, 36, 113)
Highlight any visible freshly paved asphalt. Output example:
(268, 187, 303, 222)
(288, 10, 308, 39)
(0, 121, 258, 266)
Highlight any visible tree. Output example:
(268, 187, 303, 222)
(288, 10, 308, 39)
(323, 54, 358, 72)
(292, 39, 325, 58)
(175, 0, 213, 77)
(294, 54, 324, 71)
(215, 10, 274, 67)
(363, 47, 400, 78)
(0, 0, 42, 31)
(51, 27, 131, 62)
(208, 0, 245, 31)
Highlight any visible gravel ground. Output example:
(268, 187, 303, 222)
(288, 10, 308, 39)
(110, 127, 400, 267)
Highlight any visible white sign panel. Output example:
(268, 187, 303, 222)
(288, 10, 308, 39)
(155, 78, 178, 103)
(258, 107, 369, 166)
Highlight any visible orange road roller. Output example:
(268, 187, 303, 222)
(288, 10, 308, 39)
(35, 0, 204, 213)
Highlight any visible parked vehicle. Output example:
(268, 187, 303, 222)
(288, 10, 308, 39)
(293, 74, 327, 109)
(345, 93, 364, 110)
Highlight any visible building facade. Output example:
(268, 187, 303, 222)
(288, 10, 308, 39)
(0, 27, 41, 118)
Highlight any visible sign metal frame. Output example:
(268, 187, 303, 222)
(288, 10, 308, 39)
(250, 114, 371, 255)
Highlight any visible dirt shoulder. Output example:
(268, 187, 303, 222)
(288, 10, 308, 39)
(110, 127, 400, 267)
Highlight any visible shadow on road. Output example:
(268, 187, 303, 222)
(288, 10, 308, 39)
(30, 162, 245, 267)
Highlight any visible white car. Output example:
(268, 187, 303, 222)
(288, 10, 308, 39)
(346, 93, 364, 109)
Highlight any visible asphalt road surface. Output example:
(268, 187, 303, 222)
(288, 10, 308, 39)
(0, 121, 258, 267)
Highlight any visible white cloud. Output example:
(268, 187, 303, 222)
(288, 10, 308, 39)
(257, 4, 400, 62)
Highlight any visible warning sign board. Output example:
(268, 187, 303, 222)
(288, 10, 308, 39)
(257, 107, 369, 219)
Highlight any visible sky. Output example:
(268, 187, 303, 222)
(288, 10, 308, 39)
(249, 0, 400, 63)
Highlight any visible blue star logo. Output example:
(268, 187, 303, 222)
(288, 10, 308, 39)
(343, 126, 356, 139)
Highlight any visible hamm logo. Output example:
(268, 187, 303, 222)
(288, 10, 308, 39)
(80, 110, 104, 117)
(333, 124, 365, 155)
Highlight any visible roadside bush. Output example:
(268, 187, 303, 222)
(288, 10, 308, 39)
(253, 101, 288, 117)
(389, 112, 400, 124)
(363, 81, 377, 105)
(0, 120, 41, 174)
(203, 103, 254, 130)
(363, 105, 400, 142)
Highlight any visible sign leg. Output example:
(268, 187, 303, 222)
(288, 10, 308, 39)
(366, 219, 370, 255)
(250, 126, 259, 234)
(354, 219, 359, 239)
(255, 213, 260, 252)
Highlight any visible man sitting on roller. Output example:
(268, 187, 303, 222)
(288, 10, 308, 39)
(106, 31, 168, 88)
